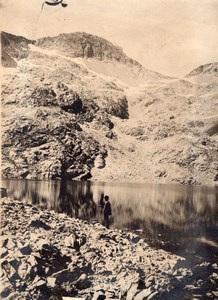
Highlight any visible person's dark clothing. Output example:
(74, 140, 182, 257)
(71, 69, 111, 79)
(103, 201, 112, 228)
(103, 201, 112, 217)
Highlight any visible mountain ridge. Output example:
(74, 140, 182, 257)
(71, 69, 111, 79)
(186, 62, 218, 77)
(2, 31, 218, 79)
(1, 31, 218, 185)
(1, 31, 32, 67)
(36, 32, 138, 64)
(2, 31, 169, 85)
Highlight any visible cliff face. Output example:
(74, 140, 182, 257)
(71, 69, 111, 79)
(1, 32, 218, 184)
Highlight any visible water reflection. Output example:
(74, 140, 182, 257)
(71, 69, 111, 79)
(2, 179, 218, 259)
(2, 179, 97, 220)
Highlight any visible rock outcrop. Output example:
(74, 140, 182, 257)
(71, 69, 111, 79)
(186, 62, 218, 77)
(36, 32, 137, 64)
(1, 197, 217, 299)
(1, 31, 32, 67)
(1, 31, 218, 184)
(35, 32, 166, 82)
(1, 32, 129, 180)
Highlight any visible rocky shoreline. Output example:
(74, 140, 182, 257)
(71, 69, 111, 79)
(1, 197, 217, 299)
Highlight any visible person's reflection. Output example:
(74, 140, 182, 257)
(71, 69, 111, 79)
(74, 201, 79, 218)
(103, 195, 112, 229)
(97, 193, 104, 223)
(99, 193, 104, 212)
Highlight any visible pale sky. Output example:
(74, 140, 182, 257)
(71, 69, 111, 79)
(1, 0, 218, 77)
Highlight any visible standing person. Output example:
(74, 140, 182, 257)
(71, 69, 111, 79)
(103, 195, 112, 229)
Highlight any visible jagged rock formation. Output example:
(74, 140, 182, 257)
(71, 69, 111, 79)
(1, 32, 129, 180)
(36, 32, 136, 62)
(1, 198, 217, 299)
(35, 32, 167, 85)
(1, 31, 218, 184)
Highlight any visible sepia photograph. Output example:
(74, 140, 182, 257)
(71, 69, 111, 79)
(1, 0, 218, 299)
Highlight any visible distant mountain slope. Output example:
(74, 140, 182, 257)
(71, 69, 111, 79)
(2, 31, 169, 85)
(35, 32, 169, 85)
(36, 32, 137, 64)
(1, 31, 218, 184)
(1, 31, 32, 67)
(1, 32, 130, 180)
(186, 62, 218, 77)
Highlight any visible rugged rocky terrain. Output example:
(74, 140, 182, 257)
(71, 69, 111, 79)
(1, 197, 218, 299)
(186, 63, 218, 78)
(1, 31, 218, 184)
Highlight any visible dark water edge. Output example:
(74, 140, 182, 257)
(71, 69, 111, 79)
(2, 179, 218, 263)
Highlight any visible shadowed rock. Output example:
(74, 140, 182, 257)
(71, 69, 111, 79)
(29, 220, 51, 230)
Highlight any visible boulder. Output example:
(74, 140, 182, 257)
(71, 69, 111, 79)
(13, 249, 25, 259)
(134, 288, 154, 300)
(20, 244, 32, 255)
(0, 278, 14, 298)
(105, 290, 116, 299)
(6, 238, 16, 250)
(17, 261, 31, 281)
(94, 155, 106, 169)
(34, 281, 53, 299)
(26, 255, 37, 269)
(8, 258, 20, 271)
(0, 248, 9, 258)
(1, 259, 18, 279)
(145, 275, 155, 288)
(74, 273, 91, 290)
(39, 243, 61, 260)
(92, 290, 106, 300)
(126, 283, 139, 300)
(1, 237, 9, 248)
(64, 235, 74, 248)
(29, 219, 51, 230)
(47, 277, 56, 288)
(35, 239, 51, 250)
(127, 233, 141, 244)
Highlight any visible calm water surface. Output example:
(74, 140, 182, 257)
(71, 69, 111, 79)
(2, 179, 218, 261)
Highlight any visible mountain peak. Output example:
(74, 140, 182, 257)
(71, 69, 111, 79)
(1, 31, 168, 84)
(35, 32, 168, 84)
(1, 31, 218, 184)
(186, 62, 218, 77)
(35, 32, 140, 66)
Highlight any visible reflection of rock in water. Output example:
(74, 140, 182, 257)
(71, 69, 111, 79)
(0, 187, 8, 198)
(2, 180, 97, 221)
(56, 181, 97, 220)
(122, 193, 218, 261)
(132, 218, 217, 258)
(2, 179, 218, 261)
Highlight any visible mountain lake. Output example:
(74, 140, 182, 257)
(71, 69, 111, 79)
(2, 179, 218, 263)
